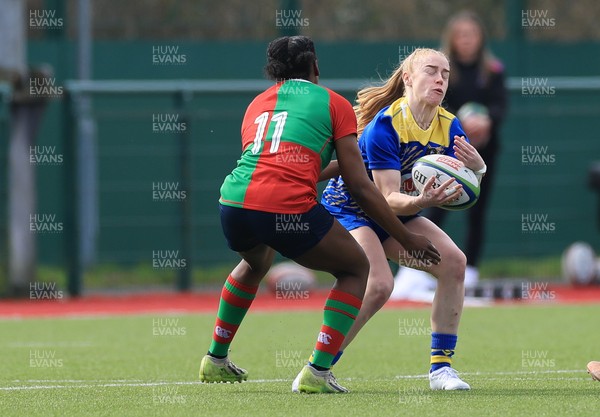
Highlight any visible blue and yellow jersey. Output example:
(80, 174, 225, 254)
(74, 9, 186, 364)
(322, 96, 468, 215)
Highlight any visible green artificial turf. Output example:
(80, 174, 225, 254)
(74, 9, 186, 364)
(1, 304, 599, 416)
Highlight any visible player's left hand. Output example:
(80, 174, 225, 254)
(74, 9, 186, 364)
(453, 136, 485, 172)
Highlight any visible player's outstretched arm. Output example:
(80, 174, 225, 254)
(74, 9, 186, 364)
(335, 135, 441, 263)
(318, 160, 340, 182)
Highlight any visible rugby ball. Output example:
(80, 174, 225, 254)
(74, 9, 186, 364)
(265, 262, 316, 296)
(562, 242, 597, 286)
(411, 154, 480, 211)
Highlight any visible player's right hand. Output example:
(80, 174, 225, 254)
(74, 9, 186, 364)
(401, 233, 441, 265)
(415, 176, 462, 208)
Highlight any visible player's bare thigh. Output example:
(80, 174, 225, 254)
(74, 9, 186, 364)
(382, 216, 465, 278)
(350, 226, 394, 285)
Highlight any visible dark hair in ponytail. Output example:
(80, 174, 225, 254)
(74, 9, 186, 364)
(264, 36, 316, 81)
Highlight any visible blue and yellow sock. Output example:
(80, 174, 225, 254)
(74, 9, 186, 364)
(430, 332, 457, 373)
(331, 351, 344, 366)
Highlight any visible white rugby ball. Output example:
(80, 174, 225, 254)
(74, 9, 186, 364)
(266, 262, 316, 295)
(411, 154, 480, 211)
(562, 242, 597, 286)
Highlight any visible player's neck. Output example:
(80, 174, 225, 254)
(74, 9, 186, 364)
(405, 96, 437, 130)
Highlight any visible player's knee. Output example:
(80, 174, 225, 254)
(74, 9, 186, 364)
(366, 278, 394, 309)
(446, 250, 467, 283)
(351, 254, 371, 283)
(243, 261, 271, 281)
(337, 252, 370, 284)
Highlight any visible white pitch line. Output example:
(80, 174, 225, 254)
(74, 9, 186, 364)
(393, 369, 587, 379)
(0, 369, 589, 391)
(0, 381, 205, 391)
(5, 342, 93, 348)
(0, 378, 292, 391)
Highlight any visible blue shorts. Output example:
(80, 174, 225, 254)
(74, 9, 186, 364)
(329, 208, 419, 243)
(219, 203, 334, 259)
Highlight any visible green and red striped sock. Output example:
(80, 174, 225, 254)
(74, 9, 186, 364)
(208, 275, 258, 357)
(310, 289, 362, 369)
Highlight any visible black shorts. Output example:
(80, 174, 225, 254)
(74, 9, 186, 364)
(219, 203, 334, 259)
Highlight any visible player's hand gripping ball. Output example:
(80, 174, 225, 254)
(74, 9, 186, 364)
(411, 155, 480, 211)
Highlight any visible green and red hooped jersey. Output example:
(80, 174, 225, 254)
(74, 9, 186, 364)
(219, 79, 357, 214)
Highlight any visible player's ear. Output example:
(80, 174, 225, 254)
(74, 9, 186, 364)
(402, 71, 412, 87)
(313, 60, 320, 77)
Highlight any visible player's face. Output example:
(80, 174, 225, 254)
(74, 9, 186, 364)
(451, 19, 482, 63)
(409, 54, 450, 107)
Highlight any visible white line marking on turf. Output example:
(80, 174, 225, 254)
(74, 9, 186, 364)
(0, 379, 291, 391)
(393, 369, 587, 379)
(5, 341, 93, 348)
(0, 369, 589, 391)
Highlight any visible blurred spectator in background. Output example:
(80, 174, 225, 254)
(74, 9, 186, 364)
(392, 10, 507, 300)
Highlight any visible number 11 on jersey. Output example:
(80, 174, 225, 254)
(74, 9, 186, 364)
(251, 111, 288, 154)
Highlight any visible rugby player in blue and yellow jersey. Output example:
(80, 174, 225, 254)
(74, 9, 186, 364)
(318, 48, 486, 390)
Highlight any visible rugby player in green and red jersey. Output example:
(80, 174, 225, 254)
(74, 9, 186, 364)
(198, 36, 440, 393)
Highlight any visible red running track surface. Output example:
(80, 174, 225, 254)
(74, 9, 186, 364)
(1, 285, 600, 319)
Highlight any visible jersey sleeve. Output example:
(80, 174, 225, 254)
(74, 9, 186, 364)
(446, 117, 469, 157)
(327, 89, 357, 141)
(363, 116, 401, 171)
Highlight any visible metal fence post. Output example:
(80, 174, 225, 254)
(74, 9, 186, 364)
(64, 92, 82, 296)
(0, 84, 11, 292)
(175, 90, 193, 291)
